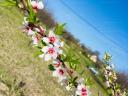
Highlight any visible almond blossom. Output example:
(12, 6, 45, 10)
(30, 0, 44, 12)
(27, 28, 35, 36)
(75, 78, 90, 96)
(52, 60, 69, 86)
(52, 67, 67, 82)
(53, 60, 63, 68)
(22, 17, 37, 36)
(106, 80, 110, 88)
(105, 65, 112, 70)
(42, 30, 64, 48)
(75, 83, 89, 96)
(39, 44, 63, 61)
(32, 36, 38, 46)
(34, 26, 46, 35)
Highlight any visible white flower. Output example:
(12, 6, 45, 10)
(27, 29, 35, 36)
(30, 0, 44, 12)
(108, 71, 112, 76)
(104, 74, 109, 80)
(35, 26, 45, 33)
(23, 27, 35, 36)
(39, 44, 62, 61)
(32, 36, 38, 46)
(22, 17, 36, 36)
(52, 67, 67, 82)
(106, 80, 110, 87)
(106, 66, 111, 70)
(42, 30, 64, 48)
(75, 83, 88, 96)
(53, 60, 62, 68)
(42, 37, 49, 44)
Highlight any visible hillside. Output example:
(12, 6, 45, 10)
(0, 7, 108, 96)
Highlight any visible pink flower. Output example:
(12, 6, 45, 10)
(75, 84, 89, 96)
(31, 0, 44, 12)
(32, 36, 38, 46)
(22, 17, 36, 35)
(39, 44, 62, 61)
(27, 28, 35, 36)
(53, 60, 62, 68)
(34, 26, 46, 35)
(42, 31, 64, 48)
(52, 67, 67, 82)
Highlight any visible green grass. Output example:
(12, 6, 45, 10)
(0, 7, 109, 96)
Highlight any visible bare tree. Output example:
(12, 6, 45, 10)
(117, 72, 128, 90)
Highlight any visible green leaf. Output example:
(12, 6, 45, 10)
(41, 40, 47, 46)
(65, 49, 80, 70)
(33, 50, 42, 57)
(85, 77, 93, 86)
(26, 0, 36, 23)
(104, 52, 112, 62)
(73, 77, 78, 82)
(60, 54, 66, 61)
(37, 40, 46, 48)
(48, 64, 55, 71)
(69, 77, 78, 87)
(54, 23, 66, 35)
(71, 59, 80, 64)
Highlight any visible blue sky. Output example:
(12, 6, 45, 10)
(44, 0, 128, 72)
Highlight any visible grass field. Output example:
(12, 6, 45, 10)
(0, 7, 109, 96)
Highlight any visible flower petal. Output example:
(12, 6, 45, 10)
(52, 53, 58, 59)
(31, 1, 37, 7)
(37, 1, 44, 9)
(42, 37, 49, 44)
(44, 54, 51, 61)
(39, 54, 44, 58)
(32, 36, 38, 45)
(75, 90, 81, 96)
(28, 29, 35, 36)
(60, 41, 64, 47)
(52, 70, 58, 77)
(49, 30, 55, 37)
(77, 84, 85, 91)
(59, 50, 63, 54)
(41, 46, 49, 53)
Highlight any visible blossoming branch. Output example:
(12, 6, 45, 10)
(20, 0, 90, 96)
